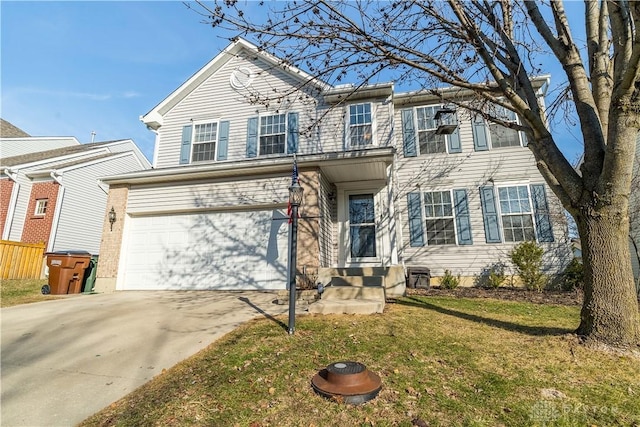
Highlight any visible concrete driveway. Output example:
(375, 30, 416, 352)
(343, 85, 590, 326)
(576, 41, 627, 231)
(1, 291, 292, 426)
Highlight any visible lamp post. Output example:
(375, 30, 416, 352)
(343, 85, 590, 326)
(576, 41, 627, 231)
(288, 180, 304, 335)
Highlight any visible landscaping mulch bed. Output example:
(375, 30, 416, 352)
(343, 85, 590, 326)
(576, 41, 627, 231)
(407, 286, 584, 306)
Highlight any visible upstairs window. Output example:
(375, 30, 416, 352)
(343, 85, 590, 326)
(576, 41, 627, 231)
(192, 122, 218, 162)
(35, 199, 48, 216)
(348, 103, 373, 146)
(416, 106, 446, 154)
(259, 113, 287, 155)
(180, 119, 229, 164)
(472, 106, 527, 151)
(490, 108, 521, 148)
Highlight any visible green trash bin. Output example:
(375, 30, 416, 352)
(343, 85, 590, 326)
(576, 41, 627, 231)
(82, 255, 99, 293)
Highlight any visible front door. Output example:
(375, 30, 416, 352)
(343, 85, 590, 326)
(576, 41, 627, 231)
(348, 193, 377, 261)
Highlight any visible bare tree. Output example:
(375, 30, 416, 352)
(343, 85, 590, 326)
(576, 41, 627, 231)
(193, 0, 640, 347)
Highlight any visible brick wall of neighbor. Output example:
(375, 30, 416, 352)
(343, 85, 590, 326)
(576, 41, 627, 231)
(21, 181, 59, 246)
(0, 178, 14, 237)
(94, 184, 129, 292)
(296, 169, 321, 286)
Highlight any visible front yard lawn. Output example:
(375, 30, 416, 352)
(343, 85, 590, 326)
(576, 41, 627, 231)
(0, 278, 61, 307)
(81, 296, 639, 427)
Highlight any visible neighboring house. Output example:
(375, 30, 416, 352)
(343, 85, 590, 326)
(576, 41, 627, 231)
(0, 119, 30, 138)
(94, 38, 570, 294)
(0, 136, 151, 254)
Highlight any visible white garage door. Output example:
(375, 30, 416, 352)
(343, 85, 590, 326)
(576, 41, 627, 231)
(120, 210, 289, 290)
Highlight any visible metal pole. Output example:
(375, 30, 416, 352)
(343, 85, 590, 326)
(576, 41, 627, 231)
(288, 203, 299, 335)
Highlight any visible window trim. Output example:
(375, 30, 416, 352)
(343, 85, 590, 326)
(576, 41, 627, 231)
(487, 107, 525, 149)
(34, 199, 48, 216)
(257, 112, 288, 156)
(495, 183, 537, 242)
(420, 189, 459, 246)
(413, 104, 451, 155)
(190, 119, 220, 163)
(346, 102, 375, 148)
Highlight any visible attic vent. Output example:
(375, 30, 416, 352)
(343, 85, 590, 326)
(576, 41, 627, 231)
(230, 66, 254, 90)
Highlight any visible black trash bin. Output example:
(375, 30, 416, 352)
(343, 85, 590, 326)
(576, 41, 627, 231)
(45, 251, 92, 294)
(407, 267, 431, 289)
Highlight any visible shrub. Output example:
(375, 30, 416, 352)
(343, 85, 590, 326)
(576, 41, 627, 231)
(558, 258, 584, 291)
(440, 269, 460, 289)
(509, 241, 548, 292)
(475, 262, 507, 289)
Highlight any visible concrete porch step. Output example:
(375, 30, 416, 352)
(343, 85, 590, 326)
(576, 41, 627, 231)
(307, 298, 385, 315)
(322, 286, 385, 301)
(330, 276, 384, 287)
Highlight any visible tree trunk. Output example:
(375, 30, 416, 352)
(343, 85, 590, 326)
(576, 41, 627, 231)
(577, 211, 640, 347)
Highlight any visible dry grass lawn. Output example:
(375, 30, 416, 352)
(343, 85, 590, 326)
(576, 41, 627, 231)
(81, 296, 639, 427)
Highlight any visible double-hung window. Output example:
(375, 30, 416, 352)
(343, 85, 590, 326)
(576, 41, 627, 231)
(192, 121, 218, 162)
(497, 185, 536, 242)
(489, 108, 522, 148)
(423, 191, 456, 245)
(259, 113, 287, 155)
(34, 199, 48, 216)
(348, 103, 373, 146)
(416, 106, 446, 154)
(407, 189, 473, 247)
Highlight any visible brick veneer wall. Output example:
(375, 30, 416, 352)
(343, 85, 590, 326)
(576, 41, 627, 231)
(0, 178, 14, 237)
(21, 181, 59, 246)
(296, 169, 321, 285)
(94, 184, 129, 292)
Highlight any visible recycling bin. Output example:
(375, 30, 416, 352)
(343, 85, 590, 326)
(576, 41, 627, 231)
(45, 251, 92, 294)
(82, 255, 99, 293)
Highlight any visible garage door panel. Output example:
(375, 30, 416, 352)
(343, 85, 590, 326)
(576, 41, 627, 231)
(122, 210, 289, 290)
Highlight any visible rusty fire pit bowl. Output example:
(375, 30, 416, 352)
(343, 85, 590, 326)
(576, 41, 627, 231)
(311, 361, 382, 404)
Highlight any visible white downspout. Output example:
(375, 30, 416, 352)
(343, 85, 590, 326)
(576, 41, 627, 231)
(2, 168, 19, 241)
(46, 171, 65, 252)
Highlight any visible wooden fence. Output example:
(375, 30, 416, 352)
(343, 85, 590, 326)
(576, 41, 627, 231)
(0, 240, 46, 280)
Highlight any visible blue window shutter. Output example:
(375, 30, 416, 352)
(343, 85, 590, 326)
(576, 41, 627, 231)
(287, 112, 299, 154)
(401, 109, 417, 157)
(246, 116, 258, 158)
(479, 186, 502, 243)
(217, 121, 229, 161)
(453, 189, 473, 245)
(472, 117, 489, 151)
(407, 192, 424, 247)
(520, 130, 529, 147)
(447, 113, 462, 153)
(531, 184, 554, 242)
(180, 125, 192, 164)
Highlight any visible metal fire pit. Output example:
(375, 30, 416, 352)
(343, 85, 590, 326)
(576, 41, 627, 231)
(311, 361, 382, 404)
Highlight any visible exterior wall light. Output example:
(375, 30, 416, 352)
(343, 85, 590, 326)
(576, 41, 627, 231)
(108, 207, 116, 231)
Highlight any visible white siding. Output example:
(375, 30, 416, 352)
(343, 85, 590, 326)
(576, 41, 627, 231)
(53, 154, 143, 254)
(155, 51, 322, 168)
(394, 107, 570, 277)
(0, 137, 79, 158)
(7, 177, 32, 241)
(127, 175, 290, 215)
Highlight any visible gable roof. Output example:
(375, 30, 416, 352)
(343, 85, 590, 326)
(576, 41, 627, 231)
(0, 119, 30, 138)
(1, 140, 128, 168)
(140, 38, 331, 130)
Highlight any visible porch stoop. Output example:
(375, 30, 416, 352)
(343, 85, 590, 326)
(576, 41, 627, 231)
(307, 276, 386, 315)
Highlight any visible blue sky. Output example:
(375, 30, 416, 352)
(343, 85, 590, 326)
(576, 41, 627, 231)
(2, 1, 585, 163)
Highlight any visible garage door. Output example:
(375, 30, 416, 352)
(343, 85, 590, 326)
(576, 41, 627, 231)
(120, 210, 289, 290)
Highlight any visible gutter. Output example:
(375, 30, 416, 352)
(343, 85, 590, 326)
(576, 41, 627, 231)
(100, 148, 396, 185)
(46, 172, 65, 252)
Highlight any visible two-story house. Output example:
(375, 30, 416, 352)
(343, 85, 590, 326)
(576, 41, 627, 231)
(94, 38, 569, 296)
